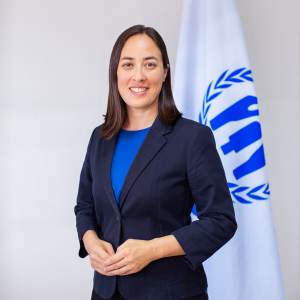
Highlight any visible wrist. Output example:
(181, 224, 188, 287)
(149, 238, 164, 261)
(149, 235, 185, 261)
(82, 230, 99, 254)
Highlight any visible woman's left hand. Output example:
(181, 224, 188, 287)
(102, 239, 155, 276)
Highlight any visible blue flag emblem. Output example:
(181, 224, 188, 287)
(198, 68, 269, 204)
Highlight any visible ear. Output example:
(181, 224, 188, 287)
(164, 64, 170, 80)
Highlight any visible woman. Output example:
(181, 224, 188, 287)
(75, 25, 237, 300)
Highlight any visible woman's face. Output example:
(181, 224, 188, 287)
(117, 34, 169, 112)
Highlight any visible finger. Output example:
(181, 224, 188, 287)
(91, 261, 106, 273)
(116, 243, 128, 253)
(91, 260, 107, 274)
(94, 266, 113, 276)
(90, 255, 105, 266)
(117, 239, 133, 253)
(92, 261, 117, 277)
(104, 242, 115, 257)
(95, 247, 111, 261)
(103, 252, 125, 267)
(108, 265, 131, 276)
(104, 258, 127, 272)
(91, 249, 109, 263)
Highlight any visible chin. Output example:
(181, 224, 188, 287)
(128, 104, 149, 110)
(125, 99, 152, 109)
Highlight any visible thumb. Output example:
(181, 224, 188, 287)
(104, 243, 115, 257)
(117, 241, 129, 253)
(96, 246, 111, 261)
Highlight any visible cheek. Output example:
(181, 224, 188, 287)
(148, 73, 163, 90)
(117, 71, 130, 93)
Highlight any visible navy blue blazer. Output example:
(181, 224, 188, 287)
(74, 114, 237, 300)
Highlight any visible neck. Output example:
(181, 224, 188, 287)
(122, 104, 158, 131)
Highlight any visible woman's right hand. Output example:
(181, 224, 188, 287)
(82, 230, 115, 276)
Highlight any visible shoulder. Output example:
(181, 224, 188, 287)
(89, 123, 104, 141)
(172, 116, 214, 140)
(83, 124, 105, 153)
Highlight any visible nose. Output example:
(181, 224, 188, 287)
(132, 65, 146, 82)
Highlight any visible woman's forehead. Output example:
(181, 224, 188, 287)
(120, 34, 162, 59)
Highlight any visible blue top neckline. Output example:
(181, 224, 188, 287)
(121, 126, 151, 132)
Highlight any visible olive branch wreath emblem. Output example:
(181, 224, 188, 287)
(199, 68, 270, 204)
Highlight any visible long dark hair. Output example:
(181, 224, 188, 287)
(100, 25, 182, 140)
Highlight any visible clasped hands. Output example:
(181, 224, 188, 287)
(83, 230, 185, 276)
(85, 234, 156, 276)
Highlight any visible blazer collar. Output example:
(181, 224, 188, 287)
(100, 113, 173, 215)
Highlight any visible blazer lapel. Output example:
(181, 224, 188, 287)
(101, 134, 121, 219)
(119, 114, 172, 209)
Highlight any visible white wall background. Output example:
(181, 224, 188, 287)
(0, 0, 299, 299)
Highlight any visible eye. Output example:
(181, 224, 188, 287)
(146, 62, 156, 68)
(123, 63, 133, 67)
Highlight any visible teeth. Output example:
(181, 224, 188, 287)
(130, 88, 147, 92)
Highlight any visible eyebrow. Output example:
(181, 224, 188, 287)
(120, 56, 158, 61)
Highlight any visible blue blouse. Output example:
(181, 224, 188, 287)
(111, 127, 151, 206)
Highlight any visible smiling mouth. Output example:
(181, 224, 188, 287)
(129, 87, 149, 93)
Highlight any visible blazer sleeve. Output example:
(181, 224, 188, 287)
(172, 125, 237, 270)
(74, 128, 100, 258)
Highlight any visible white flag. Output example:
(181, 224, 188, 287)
(173, 1, 285, 299)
